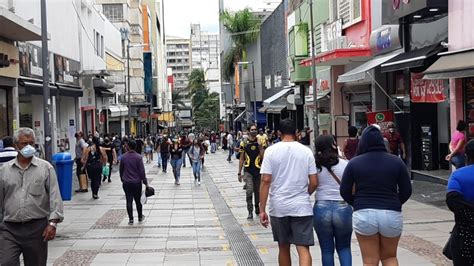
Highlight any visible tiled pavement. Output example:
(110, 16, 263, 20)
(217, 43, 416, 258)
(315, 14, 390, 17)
(47, 151, 453, 265)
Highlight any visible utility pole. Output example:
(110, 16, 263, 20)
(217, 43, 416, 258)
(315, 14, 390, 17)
(41, 0, 52, 162)
(251, 62, 257, 126)
(127, 43, 131, 136)
(309, 0, 319, 145)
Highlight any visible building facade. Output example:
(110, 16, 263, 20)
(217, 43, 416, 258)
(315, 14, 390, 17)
(166, 36, 191, 92)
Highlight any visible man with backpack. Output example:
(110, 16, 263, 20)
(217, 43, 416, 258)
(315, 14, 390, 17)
(237, 125, 266, 219)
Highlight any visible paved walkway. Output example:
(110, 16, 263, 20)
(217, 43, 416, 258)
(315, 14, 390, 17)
(47, 151, 453, 265)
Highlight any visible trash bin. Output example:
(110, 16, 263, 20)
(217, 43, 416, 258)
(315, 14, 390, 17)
(52, 152, 74, 201)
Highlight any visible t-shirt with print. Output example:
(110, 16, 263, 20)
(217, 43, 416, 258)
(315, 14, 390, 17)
(240, 138, 263, 177)
(260, 141, 317, 217)
(315, 159, 348, 201)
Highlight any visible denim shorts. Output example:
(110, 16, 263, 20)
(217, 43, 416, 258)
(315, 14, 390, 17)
(352, 209, 403, 238)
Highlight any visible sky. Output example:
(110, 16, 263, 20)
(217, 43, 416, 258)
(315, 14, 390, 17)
(163, 0, 282, 38)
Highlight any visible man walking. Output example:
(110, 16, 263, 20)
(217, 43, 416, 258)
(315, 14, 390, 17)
(0, 136, 18, 165)
(227, 131, 234, 162)
(210, 131, 217, 153)
(259, 119, 318, 266)
(74, 132, 88, 192)
(0, 127, 64, 265)
(238, 125, 265, 219)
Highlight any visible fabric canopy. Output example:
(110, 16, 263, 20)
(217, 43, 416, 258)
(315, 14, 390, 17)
(423, 49, 474, 79)
(263, 87, 294, 105)
(337, 51, 401, 83)
(380, 44, 446, 73)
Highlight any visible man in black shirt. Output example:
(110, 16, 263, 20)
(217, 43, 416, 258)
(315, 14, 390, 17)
(238, 125, 265, 219)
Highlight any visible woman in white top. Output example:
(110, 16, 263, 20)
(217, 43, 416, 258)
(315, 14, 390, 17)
(313, 135, 353, 266)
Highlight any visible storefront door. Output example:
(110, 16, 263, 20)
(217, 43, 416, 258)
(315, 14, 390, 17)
(352, 105, 369, 133)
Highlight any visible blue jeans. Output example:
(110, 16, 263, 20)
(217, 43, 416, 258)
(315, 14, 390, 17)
(170, 158, 182, 182)
(156, 152, 162, 167)
(451, 154, 466, 169)
(313, 200, 353, 266)
(227, 147, 233, 161)
(211, 143, 217, 153)
(192, 160, 201, 181)
(182, 148, 190, 167)
(161, 153, 169, 171)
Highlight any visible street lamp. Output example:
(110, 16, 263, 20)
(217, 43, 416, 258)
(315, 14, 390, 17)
(127, 43, 146, 135)
(237, 61, 257, 126)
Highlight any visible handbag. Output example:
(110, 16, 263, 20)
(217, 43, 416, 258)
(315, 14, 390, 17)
(79, 173, 88, 190)
(145, 186, 155, 197)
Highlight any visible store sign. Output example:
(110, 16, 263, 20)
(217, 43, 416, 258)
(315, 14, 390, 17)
(370, 25, 401, 55)
(0, 41, 19, 79)
(54, 54, 80, 86)
(366, 110, 394, 131)
(382, 0, 446, 24)
(18, 43, 52, 79)
(392, 0, 411, 10)
(410, 73, 446, 103)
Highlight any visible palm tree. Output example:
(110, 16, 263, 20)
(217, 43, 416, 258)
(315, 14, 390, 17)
(187, 69, 206, 94)
(220, 8, 261, 81)
(171, 90, 187, 110)
(221, 9, 261, 126)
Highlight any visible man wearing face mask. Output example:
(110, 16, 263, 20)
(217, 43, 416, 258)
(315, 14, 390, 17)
(383, 122, 406, 160)
(238, 125, 266, 219)
(0, 127, 64, 265)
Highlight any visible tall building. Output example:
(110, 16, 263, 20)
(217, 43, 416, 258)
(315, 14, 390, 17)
(190, 24, 220, 94)
(166, 36, 191, 92)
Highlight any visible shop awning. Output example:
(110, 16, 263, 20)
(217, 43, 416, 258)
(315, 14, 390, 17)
(380, 44, 446, 73)
(305, 90, 331, 103)
(337, 51, 402, 83)
(263, 87, 294, 105)
(18, 78, 57, 95)
(108, 105, 129, 117)
(56, 83, 83, 97)
(423, 49, 474, 79)
(266, 105, 287, 114)
(300, 48, 372, 67)
(233, 111, 247, 123)
(95, 88, 115, 98)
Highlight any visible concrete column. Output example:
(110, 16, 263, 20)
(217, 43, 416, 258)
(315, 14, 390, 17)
(450, 78, 464, 135)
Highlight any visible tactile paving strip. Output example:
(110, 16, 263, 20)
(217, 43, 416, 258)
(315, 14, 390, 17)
(203, 169, 264, 265)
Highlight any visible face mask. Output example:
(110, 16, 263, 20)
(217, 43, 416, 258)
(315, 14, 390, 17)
(20, 145, 36, 158)
(250, 131, 258, 137)
(389, 128, 395, 134)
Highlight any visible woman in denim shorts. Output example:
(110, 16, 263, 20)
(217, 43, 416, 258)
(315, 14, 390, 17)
(313, 135, 353, 266)
(340, 126, 412, 265)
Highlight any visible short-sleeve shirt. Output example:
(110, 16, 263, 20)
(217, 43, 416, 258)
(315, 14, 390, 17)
(260, 141, 317, 217)
(448, 164, 474, 203)
(450, 131, 466, 155)
(75, 138, 88, 159)
(239, 139, 263, 177)
(315, 160, 348, 201)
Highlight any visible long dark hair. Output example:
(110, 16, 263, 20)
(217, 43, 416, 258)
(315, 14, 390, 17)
(92, 136, 101, 151)
(315, 135, 339, 172)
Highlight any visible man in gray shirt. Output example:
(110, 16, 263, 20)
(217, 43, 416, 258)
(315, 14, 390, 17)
(0, 127, 64, 265)
(74, 131, 88, 192)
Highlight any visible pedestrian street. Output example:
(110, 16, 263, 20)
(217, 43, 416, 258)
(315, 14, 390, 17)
(48, 151, 453, 265)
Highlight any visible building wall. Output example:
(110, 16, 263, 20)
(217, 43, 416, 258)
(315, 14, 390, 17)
(344, 0, 372, 48)
(260, 2, 289, 101)
(166, 36, 191, 91)
(448, 0, 474, 134)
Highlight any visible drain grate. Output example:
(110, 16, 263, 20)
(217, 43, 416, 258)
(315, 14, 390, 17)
(203, 169, 264, 266)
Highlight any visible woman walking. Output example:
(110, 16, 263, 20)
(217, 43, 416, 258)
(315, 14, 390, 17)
(340, 126, 412, 266)
(170, 139, 184, 185)
(444, 139, 474, 265)
(119, 140, 149, 225)
(82, 136, 107, 199)
(446, 120, 467, 170)
(144, 137, 154, 164)
(160, 136, 171, 173)
(313, 135, 352, 266)
(101, 137, 117, 183)
(188, 139, 205, 186)
(342, 126, 359, 160)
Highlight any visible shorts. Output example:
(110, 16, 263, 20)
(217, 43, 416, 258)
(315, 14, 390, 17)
(353, 209, 403, 238)
(145, 147, 152, 153)
(270, 216, 314, 246)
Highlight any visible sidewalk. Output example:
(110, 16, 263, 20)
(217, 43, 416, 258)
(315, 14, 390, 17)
(48, 151, 453, 265)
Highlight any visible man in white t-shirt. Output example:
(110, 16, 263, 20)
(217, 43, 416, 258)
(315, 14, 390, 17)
(226, 131, 234, 162)
(259, 119, 318, 266)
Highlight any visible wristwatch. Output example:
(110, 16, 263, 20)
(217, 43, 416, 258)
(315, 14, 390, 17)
(49, 222, 58, 228)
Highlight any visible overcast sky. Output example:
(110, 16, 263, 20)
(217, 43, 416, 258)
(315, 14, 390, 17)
(163, 0, 282, 38)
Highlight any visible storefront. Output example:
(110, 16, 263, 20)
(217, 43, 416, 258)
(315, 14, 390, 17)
(0, 41, 19, 137)
(379, 0, 449, 172)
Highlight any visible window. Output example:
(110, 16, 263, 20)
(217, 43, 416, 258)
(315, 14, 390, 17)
(101, 35, 104, 57)
(337, 0, 362, 29)
(103, 4, 123, 22)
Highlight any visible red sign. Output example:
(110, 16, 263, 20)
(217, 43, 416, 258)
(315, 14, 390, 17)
(393, 0, 411, 10)
(410, 73, 446, 103)
(366, 110, 394, 131)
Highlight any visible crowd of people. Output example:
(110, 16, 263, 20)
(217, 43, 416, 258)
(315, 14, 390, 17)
(0, 118, 473, 265)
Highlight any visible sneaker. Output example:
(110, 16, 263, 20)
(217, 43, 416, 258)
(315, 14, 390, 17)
(243, 184, 247, 190)
(128, 220, 133, 225)
(108, 179, 111, 183)
(198, 181, 201, 186)
(92, 194, 99, 199)
(138, 215, 145, 222)
(176, 181, 180, 185)
(255, 208, 260, 215)
(247, 213, 253, 220)
(102, 177, 107, 182)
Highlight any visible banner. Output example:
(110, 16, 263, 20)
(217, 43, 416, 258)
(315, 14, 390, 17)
(411, 72, 446, 103)
(366, 110, 394, 131)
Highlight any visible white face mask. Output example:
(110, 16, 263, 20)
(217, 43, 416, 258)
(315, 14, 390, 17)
(20, 145, 36, 158)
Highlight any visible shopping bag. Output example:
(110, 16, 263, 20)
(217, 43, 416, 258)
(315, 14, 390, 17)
(102, 165, 110, 177)
(141, 190, 147, 205)
(79, 173, 88, 190)
(145, 186, 155, 197)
